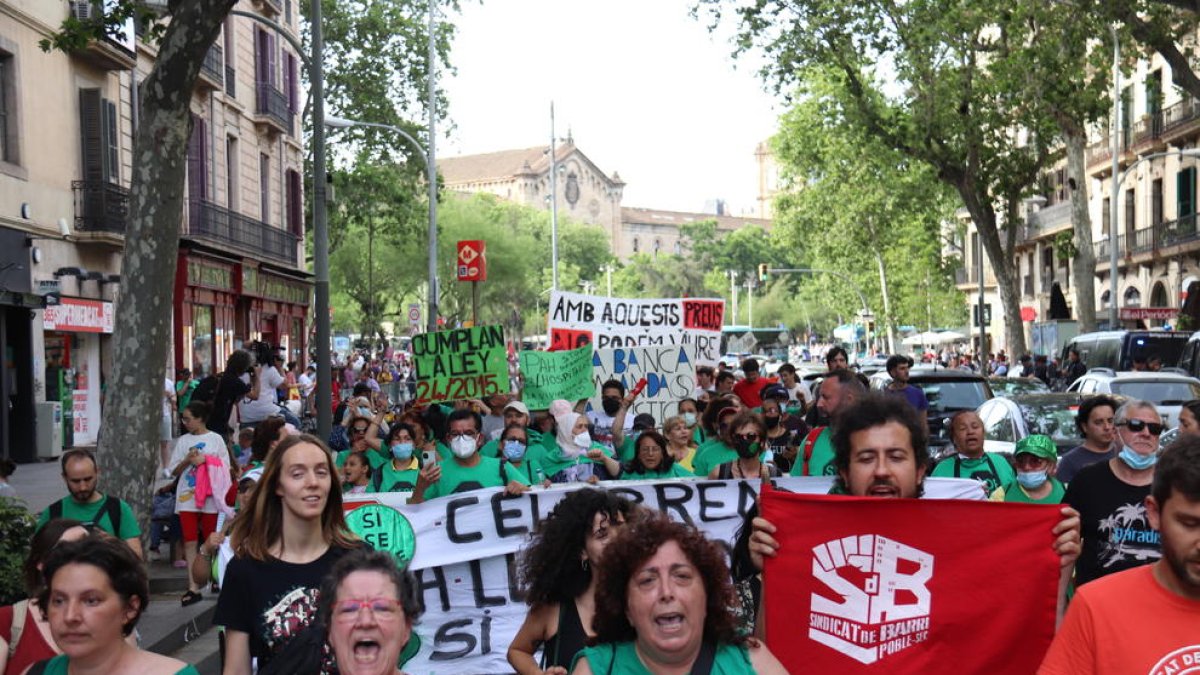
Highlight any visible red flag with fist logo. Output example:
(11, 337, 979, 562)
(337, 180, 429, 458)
(760, 488, 1061, 674)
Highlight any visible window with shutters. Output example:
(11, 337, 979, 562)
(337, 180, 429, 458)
(0, 49, 18, 167)
(226, 136, 239, 209)
(260, 153, 270, 224)
(1177, 167, 1196, 219)
(286, 169, 302, 236)
(1152, 178, 1163, 226)
(187, 115, 208, 204)
(1102, 197, 1111, 237)
(79, 88, 119, 183)
(284, 52, 297, 115)
(1125, 188, 1136, 239)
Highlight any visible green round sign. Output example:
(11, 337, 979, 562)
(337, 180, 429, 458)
(345, 503, 416, 567)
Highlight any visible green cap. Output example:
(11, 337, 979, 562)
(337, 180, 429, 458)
(1014, 434, 1057, 461)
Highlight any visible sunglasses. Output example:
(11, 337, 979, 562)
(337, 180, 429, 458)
(1118, 419, 1164, 436)
(734, 433, 761, 443)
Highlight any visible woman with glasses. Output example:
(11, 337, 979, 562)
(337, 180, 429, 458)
(319, 549, 422, 675)
(496, 423, 549, 486)
(215, 435, 362, 675)
(334, 415, 386, 470)
(508, 489, 635, 675)
(618, 431, 695, 481)
(708, 412, 778, 480)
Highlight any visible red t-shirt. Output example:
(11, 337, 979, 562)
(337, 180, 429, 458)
(1038, 565, 1200, 675)
(0, 601, 57, 675)
(732, 377, 769, 408)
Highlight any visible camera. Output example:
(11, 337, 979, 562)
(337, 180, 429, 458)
(248, 340, 276, 371)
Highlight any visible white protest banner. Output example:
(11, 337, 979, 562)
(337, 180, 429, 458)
(589, 345, 697, 426)
(344, 478, 984, 674)
(547, 290, 725, 365)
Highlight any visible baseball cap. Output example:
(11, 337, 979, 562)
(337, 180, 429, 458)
(503, 401, 530, 416)
(632, 413, 657, 430)
(1014, 434, 1057, 461)
(761, 384, 789, 402)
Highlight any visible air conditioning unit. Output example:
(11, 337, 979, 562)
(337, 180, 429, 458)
(70, 0, 96, 21)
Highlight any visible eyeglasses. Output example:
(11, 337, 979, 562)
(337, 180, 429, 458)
(449, 430, 478, 439)
(351, 427, 370, 434)
(1118, 419, 1164, 436)
(734, 433, 761, 443)
(333, 597, 403, 623)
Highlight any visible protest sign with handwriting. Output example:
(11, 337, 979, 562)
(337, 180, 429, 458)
(519, 345, 594, 409)
(412, 325, 508, 405)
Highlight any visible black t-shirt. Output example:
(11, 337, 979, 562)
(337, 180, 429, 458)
(764, 428, 797, 474)
(210, 374, 251, 436)
(214, 544, 357, 670)
(1063, 460, 1160, 588)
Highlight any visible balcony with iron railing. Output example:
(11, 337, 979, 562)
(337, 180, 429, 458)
(255, 82, 292, 135)
(198, 44, 223, 90)
(72, 180, 129, 235)
(1027, 200, 1072, 232)
(1093, 213, 1200, 264)
(186, 199, 299, 266)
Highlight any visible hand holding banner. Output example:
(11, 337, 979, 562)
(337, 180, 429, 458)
(760, 489, 1061, 674)
(519, 345, 595, 409)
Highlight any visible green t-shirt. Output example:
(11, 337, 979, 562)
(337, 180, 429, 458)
(502, 458, 545, 485)
(995, 477, 1066, 504)
(176, 379, 198, 414)
(335, 447, 390, 470)
(788, 427, 837, 477)
(372, 457, 420, 492)
(574, 641, 754, 675)
(422, 455, 532, 500)
(481, 429, 548, 464)
(539, 442, 614, 481)
(41, 655, 198, 675)
(619, 463, 695, 481)
(38, 494, 141, 540)
(930, 452, 1017, 495)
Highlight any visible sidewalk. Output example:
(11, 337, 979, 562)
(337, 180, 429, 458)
(8, 458, 66, 515)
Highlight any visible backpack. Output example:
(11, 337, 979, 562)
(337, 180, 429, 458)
(49, 495, 122, 535)
(5, 599, 27, 660)
(800, 426, 827, 477)
(191, 375, 220, 404)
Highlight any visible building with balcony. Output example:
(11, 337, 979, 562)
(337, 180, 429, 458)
(0, 0, 308, 461)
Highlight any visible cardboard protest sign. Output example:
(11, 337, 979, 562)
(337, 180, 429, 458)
(590, 345, 697, 425)
(519, 345, 595, 409)
(760, 488, 1060, 674)
(547, 290, 725, 365)
(411, 325, 508, 405)
(343, 478, 985, 674)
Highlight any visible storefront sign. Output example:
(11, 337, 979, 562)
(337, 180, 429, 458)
(43, 298, 114, 333)
(72, 391, 89, 436)
(547, 291, 725, 365)
(411, 325, 508, 404)
(1119, 307, 1176, 320)
(187, 259, 234, 291)
(35, 279, 60, 296)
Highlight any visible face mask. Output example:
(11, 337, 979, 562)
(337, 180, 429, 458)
(450, 436, 477, 459)
(574, 431, 592, 448)
(357, 406, 372, 418)
(502, 440, 526, 462)
(683, 412, 697, 426)
(734, 439, 760, 459)
(764, 415, 780, 429)
(601, 398, 621, 416)
(390, 442, 414, 461)
(1015, 470, 1048, 489)
(1118, 444, 1157, 470)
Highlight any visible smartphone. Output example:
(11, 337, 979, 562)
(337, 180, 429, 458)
(420, 449, 437, 468)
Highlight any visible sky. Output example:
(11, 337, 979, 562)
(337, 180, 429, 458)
(439, 0, 783, 215)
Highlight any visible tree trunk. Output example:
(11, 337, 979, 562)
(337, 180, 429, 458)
(955, 182, 1030, 357)
(1063, 126, 1098, 332)
(96, 0, 235, 539)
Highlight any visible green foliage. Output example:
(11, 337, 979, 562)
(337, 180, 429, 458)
(0, 497, 37, 605)
(1054, 231, 1079, 261)
(39, 3, 166, 53)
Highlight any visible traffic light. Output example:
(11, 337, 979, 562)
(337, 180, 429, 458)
(757, 263, 769, 283)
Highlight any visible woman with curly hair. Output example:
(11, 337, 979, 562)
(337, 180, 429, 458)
(507, 489, 636, 674)
(571, 513, 786, 674)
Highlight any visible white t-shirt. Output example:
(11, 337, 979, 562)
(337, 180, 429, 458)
(163, 377, 175, 418)
(238, 366, 285, 423)
(783, 382, 811, 407)
(298, 372, 315, 397)
(586, 409, 634, 453)
(169, 431, 230, 513)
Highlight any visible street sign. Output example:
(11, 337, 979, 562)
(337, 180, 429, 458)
(973, 303, 992, 327)
(408, 303, 421, 326)
(457, 240, 487, 282)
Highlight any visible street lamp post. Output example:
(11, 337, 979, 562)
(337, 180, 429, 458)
(1109, 25, 1121, 329)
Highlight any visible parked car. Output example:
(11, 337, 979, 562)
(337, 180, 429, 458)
(1176, 331, 1200, 379)
(1061, 330, 1191, 372)
(870, 365, 995, 452)
(976, 393, 1128, 456)
(1066, 368, 1200, 428)
(988, 376, 1050, 398)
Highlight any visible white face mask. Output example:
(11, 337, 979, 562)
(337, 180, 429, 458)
(450, 435, 477, 459)
(573, 431, 591, 449)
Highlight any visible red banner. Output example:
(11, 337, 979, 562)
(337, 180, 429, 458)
(760, 489, 1060, 674)
(549, 328, 593, 352)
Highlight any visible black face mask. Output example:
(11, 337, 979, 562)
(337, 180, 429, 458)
(734, 438, 760, 459)
(764, 415, 780, 429)
(696, 400, 709, 414)
(601, 398, 621, 416)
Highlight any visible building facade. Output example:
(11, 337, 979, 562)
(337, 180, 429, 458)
(0, 0, 308, 461)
